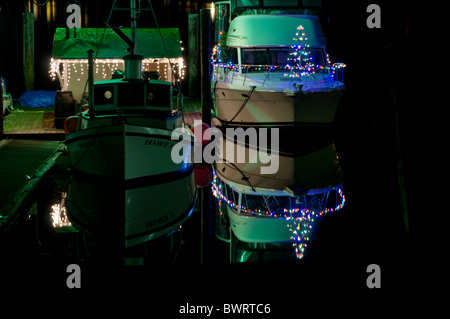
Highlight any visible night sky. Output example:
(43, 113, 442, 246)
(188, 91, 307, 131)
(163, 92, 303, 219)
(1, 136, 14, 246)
(0, 0, 447, 304)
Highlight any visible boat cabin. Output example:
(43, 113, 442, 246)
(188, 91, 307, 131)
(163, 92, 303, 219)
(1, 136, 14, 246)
(51, 27, 184, 101)
(214, 0, 322, 35)
(93, 79, 173, 115)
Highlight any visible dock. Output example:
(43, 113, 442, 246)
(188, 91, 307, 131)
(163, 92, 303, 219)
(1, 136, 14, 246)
(0, 139, 63, 236)
(182, 97, 202, 125)
(3, 110, 65, 140)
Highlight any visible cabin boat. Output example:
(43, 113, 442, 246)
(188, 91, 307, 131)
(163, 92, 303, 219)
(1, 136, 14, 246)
(64, 3, 196, 250)
(213, 140, 345, 244)
(211, 1, 346, 260)
(65, 55, 196, 249)
(212, 1, 345, 128)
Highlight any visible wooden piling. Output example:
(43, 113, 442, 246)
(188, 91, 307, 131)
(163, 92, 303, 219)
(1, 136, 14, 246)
(1, 76, 3, 140)
(87, 49, 95, 118)
(188, 14, 200, 99)
(23, 12, 34, 92)
(200, 9, 212, 264)
(201, 9, 212, 128)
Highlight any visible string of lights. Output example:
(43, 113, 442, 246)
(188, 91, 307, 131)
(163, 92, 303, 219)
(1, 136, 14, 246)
(211, 171, 345, 259)
(212, 26, 346, 81)
(49, 57, 185, 87)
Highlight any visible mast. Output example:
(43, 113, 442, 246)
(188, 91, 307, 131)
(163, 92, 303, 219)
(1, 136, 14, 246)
(123, 0, 143, 80)
(131, 0, 137, 55)
(88, 49, 95, 118)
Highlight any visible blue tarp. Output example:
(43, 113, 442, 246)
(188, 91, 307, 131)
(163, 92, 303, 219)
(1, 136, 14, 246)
(18, 90, 57, 107)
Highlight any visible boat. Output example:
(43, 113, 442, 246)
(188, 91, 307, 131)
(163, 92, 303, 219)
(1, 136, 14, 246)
(210, 0, 346, 260)
(212, 0, 345, 128)
(64, 1, 196, 250)
(212, 138, 345, 259)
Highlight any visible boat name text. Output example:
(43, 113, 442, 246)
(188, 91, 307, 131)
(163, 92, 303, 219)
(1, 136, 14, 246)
(144, 139, 170, 148)
(145, 211, 174, 229)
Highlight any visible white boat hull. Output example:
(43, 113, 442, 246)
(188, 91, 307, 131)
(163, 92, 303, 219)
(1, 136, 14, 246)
(213, 139, 343, 244)
(65, 123, 196, 248)
(215, 135, 343, 192)
(227, 207, 300, 243)
(214, 82, 343, 125)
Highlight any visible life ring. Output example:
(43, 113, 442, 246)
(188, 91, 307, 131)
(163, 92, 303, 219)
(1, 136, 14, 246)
(63, 115, 82, 134)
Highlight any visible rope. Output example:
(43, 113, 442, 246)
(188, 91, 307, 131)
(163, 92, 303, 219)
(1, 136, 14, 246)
(225, 85, 256, 125)
(147, 0, 186, 126)
(78, 0, 117, 128)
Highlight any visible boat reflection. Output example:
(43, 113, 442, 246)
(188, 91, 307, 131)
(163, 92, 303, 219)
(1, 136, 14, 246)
(213, 140, 345, 261)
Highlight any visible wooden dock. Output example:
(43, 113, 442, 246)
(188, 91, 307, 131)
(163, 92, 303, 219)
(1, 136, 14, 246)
(2, 111, 65, 139)
(182, 97, 202, 125)
(184, 111, 201, 126)
(0, 139, 63, 236)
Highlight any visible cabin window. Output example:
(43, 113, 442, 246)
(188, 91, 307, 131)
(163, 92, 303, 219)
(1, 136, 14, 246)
(262, 0, 299, 7)
(243, 194, 293, 214)
(236, 0, 260, 7)
(241, 48, 290, 66)
(146, 83, 171, 107)
(303, 48, 326, 69)
(235, 0, 300, 9)
(224, 182, 240, 205)
(241, 47, 326, 70)
(94, 85, 115, 106)
(224, 47, 238, 65)
(117, 83, 145, 107)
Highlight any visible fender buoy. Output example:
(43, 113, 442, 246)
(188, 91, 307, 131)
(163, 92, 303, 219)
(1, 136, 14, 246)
(191, 121, 211, 146)
(63, 115, 81, 134)
(194, 163, 212, 188)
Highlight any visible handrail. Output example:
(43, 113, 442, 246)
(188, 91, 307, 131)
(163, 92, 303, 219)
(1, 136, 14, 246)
(214, 62, 346, 85)
(262, 66, 273, 87)
(242, 65, 249, 85)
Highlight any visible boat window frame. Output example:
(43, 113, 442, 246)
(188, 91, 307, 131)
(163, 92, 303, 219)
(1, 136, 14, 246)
(240, 47, 327, 70)
(117, 81, 146, 108)
(93, 84, 117, 110)
(145, 81, 173, 111)
(233, 0, 303, 10)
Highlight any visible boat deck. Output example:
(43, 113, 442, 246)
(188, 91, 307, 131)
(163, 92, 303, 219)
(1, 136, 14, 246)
(0, 139, 63, 235)
(2, 97, 202, 139)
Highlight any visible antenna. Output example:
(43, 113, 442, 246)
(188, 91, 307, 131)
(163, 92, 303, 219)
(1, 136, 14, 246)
(130, 0, 137, 55)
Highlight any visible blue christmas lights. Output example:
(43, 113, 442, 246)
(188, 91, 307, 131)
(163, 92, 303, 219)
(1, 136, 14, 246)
(211, 171, 345, 259)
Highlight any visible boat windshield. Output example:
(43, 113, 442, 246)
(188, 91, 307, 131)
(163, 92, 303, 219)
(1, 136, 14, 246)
(233, 47, 326, 70)
(214, 174, 343, 217)
(231, 1, 321, 18)
(235, 0, 302, 9)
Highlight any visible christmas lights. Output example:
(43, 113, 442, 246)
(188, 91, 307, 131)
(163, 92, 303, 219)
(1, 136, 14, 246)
(211, 171, 344, 218)
(51, 203, 72, 228)
(49, 57, 185, 89)
(212, 62, 344, 77)
(212, 31, 225, 63)
(211, 171, 345, 259)
(212, 25, 345, 84)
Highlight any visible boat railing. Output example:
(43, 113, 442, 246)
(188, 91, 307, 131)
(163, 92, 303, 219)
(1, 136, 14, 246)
(332, 63, 346, 83)
(213, 63, 345, 89)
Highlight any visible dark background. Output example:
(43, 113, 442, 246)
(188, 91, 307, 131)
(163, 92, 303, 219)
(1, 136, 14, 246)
(0, 0, 447, 300)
